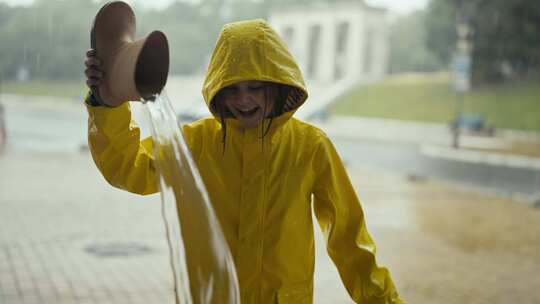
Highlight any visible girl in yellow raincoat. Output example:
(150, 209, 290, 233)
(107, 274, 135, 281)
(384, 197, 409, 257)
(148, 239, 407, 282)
(84, 19, 404, 304)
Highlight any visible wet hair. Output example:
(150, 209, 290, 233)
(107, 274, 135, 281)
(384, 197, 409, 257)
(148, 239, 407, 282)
(212, 81, 290, 154)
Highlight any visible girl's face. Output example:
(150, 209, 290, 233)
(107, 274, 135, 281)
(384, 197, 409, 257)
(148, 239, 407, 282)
(221, 80, 275, 129)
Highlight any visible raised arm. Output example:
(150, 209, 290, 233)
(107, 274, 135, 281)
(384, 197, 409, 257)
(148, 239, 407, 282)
(86, 95, 159, 195)
(84, 48, 158, 195)
(312, 134, 404, 303)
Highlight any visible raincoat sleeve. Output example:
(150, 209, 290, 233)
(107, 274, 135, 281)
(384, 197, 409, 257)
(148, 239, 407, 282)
(312, 134, 404, 304)
(86, 99, 159, 195)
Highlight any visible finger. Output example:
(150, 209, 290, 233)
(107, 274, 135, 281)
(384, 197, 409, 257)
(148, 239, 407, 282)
(86, 49, 96, 56)
(84, 68, 103, 79)
(84, 57, 102, 67)
(84, 67, 103, 78)
(86, 78, 101, 87)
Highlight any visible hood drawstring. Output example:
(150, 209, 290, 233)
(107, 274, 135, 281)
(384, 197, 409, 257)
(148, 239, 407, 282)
(219, 101, 227, 156)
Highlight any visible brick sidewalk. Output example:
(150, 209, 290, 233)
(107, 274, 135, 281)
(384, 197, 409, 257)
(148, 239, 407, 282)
(0, 152, 175, 304)
(0, 151, 356, 303)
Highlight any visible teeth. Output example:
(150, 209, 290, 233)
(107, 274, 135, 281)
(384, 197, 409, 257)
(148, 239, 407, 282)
(237, 107, 258, 113)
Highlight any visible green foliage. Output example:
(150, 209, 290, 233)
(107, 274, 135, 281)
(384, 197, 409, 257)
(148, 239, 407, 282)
(0, 0, 250, 81)
(389, 10, 444, 73)
(425, 0, 540, 83)
(425, 0, 457, 67)
(471, 0, 540, 82)
(137, 2, 223, 74)
(0, 0, 103, 81)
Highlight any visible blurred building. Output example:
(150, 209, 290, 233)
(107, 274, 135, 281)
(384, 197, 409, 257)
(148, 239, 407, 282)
(269, 0, 388, 85)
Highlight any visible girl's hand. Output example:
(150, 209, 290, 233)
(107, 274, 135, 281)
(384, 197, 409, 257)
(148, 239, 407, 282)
(84, 49, 103, 90)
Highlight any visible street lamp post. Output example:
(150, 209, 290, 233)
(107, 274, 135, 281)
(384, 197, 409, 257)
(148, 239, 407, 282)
(452, 19, 474, 149)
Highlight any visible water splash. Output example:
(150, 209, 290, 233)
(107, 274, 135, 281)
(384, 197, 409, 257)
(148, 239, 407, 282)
(144, 92, 240, 304)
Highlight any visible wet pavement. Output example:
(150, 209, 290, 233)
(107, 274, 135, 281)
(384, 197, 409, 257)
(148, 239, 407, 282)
(0, 152, 175, 304)
(348, 168, 540, 304)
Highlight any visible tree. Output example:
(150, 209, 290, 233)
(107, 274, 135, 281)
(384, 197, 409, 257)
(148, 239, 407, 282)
(0, 0, 98, 80)
(425, 0, 540, 83)
(389, 10, 444, 73)
(0, 0, 222, 80)
(425, 0, 457, 67)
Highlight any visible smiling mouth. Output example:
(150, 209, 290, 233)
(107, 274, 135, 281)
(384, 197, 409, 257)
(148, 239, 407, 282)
(236, 107, 260, 117)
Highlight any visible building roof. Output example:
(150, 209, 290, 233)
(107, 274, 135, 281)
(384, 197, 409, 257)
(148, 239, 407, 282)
(269, 0, 387, 16)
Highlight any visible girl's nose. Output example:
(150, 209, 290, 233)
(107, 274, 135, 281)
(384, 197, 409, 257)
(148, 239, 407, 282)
(236, 90, 253, 105)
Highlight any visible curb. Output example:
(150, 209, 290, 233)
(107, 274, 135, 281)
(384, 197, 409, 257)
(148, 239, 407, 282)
(420, 144, 540, 170)
(318, 115, 540, 145)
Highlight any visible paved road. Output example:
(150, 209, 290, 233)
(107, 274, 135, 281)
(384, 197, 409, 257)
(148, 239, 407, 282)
(333, 137, 540, 198)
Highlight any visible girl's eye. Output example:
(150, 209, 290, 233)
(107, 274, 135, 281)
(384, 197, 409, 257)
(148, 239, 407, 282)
(249, 85, 263, 91)
(223, 87, 238, 94)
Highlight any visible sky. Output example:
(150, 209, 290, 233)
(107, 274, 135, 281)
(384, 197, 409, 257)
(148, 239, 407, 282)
(0, 0, 429, 14)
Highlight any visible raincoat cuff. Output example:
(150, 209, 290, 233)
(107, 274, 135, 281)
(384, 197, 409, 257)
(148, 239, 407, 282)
(84, 91, 103, 107)
(85, 95, 131, 121)
(84, 91, 125, 108)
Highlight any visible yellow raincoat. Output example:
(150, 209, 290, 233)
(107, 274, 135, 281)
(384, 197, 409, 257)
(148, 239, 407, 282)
(86, 19, 403, 304)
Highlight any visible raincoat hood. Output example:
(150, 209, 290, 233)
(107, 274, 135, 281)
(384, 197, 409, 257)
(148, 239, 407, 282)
(202, 19, 308, 123)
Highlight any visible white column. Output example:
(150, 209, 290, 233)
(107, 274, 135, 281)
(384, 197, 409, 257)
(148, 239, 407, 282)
(295, 21, 310, 78)
(347, 12, 362, 83)
(318, 17, 336, 83)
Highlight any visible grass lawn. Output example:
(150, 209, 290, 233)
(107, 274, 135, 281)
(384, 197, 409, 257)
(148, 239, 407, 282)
(330, 72, 540, 132)
(1, 79, 87, 100)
